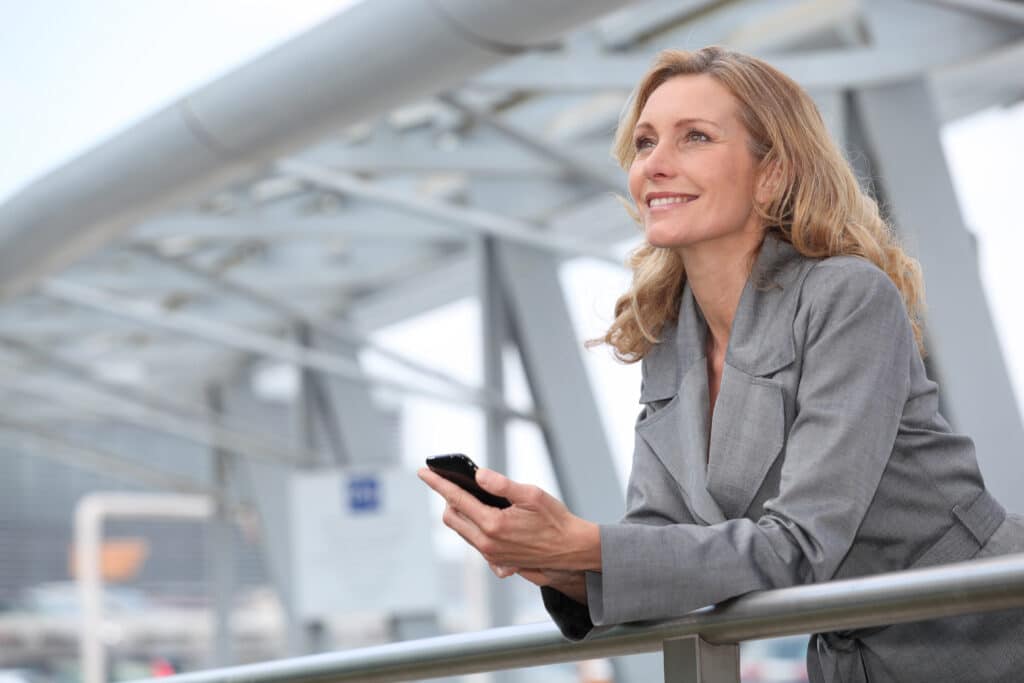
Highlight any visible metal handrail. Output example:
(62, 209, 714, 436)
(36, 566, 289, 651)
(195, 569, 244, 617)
(139, 552, 1024, 683)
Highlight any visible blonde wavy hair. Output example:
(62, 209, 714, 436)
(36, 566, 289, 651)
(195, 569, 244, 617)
(596, 46, 925, 361)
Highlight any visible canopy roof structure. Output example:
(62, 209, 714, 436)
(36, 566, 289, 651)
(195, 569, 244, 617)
(1, 0, 1020, 395)
(0, 0, 1020, 503)
(2, 0, 1024, 678)
(0, 0, 1021, 483)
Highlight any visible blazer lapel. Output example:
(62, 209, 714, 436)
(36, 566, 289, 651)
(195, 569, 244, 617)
(635, 234, 817, 522)
(636, 281, 727, 525)
(705, 233, 814, 518)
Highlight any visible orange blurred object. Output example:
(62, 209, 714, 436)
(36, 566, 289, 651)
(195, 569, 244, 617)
(68, 538, 150, 582)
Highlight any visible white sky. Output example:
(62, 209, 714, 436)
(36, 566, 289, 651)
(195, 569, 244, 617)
(0, 1, 357, 203)
(2, 2, 1023, 560)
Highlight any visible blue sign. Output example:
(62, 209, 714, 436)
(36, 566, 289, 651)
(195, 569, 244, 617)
(348, 476, 380, 513)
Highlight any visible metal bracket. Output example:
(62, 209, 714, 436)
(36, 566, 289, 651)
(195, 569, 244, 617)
(663, 635, 740, 683)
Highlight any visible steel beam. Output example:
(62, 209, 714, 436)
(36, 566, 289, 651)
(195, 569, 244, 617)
(492, 240, 661, 682)
(218, 377, 302, 655)
(480, 239, 517, 641)
(493, 242, 622, 518)
(471, 8, 1022, 93)
(931, 40, 1024, 122)
(42, 278, 535, 422)
(437, 94, 622, 192)
(0, 334, 313, 457)
(596, 0, 727, 49)
(724, 0, 864, 53)
(0, 362, 314, 466)
(481, 238, 521, 683)
(915, 0, 1024, 24)
(350, 253, 478, 332)
(293, 323, 343, 467)
(809, 90, 847, 149)
(348, 193, 637, 332)
(206, 385, 237, 667)
(131, 244, 505, 414)
(132, 212, 464, 244)
(299, 136, 612, 178)
(278, 159, 621, 264)
(0, 416, 215, 496)
(309, 327, 397, 466)
(850, 78, 1024, 511)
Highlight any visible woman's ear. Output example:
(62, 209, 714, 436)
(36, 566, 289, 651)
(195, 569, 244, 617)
(755, 158, 785, 206)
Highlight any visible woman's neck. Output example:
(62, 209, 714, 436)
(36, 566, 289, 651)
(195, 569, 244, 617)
(679, 232, 763, 355)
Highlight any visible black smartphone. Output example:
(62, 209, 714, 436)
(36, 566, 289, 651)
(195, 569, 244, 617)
(425, 453, 511, 509)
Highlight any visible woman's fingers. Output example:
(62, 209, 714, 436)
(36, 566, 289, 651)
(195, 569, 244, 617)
(488, 563, 518, 579)
(516, 568, 552, 586)
(420, 466, 595, 570)
(441, 503, 487, 549)
(418, 467, 491, 519)
(476, 468, 547, 507)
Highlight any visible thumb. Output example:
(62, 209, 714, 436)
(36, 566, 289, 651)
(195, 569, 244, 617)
(474, 467, 509, 495)
(476, 468, 538, 504)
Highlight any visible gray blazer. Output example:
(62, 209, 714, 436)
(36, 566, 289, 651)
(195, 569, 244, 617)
(543, 234, 1024, 682)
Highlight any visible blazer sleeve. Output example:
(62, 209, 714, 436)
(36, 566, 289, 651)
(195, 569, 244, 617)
(586, 260, 915, 626)
(543, 406, 699, 639)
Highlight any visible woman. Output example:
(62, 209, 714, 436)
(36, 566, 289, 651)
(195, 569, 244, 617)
(418, 46, 1024, 682)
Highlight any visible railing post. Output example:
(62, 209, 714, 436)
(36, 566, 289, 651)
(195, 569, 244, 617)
(663, 635, 740, 683)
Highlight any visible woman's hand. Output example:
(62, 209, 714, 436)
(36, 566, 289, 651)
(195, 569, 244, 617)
(417, 466, 602, 573)
(515, 568, 589, 604)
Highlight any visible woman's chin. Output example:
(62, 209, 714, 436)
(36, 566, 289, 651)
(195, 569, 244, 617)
(645, 231, 692, 249)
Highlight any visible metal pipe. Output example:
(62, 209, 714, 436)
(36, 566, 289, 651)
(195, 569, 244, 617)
(132, 552, 1024, 683)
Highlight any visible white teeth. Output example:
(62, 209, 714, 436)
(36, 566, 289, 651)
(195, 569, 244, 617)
(649, 195, 694, 207)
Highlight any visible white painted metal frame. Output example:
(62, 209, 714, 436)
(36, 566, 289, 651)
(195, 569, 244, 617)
(75, 493, 215, 683)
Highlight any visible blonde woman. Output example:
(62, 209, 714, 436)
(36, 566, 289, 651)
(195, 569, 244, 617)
(419, 46, 1024, 682)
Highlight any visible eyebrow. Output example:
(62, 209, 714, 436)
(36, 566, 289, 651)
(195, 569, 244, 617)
(633, 117, 723, 134)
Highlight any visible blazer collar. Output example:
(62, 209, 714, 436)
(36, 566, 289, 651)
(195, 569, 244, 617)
(640, 233, 811, 403)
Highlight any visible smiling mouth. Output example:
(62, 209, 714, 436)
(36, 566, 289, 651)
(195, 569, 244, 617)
(648, 195, 698, 209)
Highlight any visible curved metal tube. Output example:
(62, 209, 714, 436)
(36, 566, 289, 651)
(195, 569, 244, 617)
(0, 0, 639, 300)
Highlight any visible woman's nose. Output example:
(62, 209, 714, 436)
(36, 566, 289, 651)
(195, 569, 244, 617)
(642, 143, 675, 179)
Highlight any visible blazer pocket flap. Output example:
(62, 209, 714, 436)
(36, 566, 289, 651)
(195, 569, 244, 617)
(635, 394, 688, 486)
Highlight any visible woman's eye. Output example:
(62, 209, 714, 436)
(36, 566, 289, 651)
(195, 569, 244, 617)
(686, 130, 710, 143)
(634, 136, 655, 151)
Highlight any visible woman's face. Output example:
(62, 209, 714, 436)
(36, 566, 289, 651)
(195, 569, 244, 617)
(628, 74, 766, 252)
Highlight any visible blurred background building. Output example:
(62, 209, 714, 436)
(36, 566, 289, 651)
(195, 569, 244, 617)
(1, 1, 1022, 682)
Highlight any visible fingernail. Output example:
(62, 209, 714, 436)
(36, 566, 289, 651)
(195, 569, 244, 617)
(476, 468, 492, 485)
